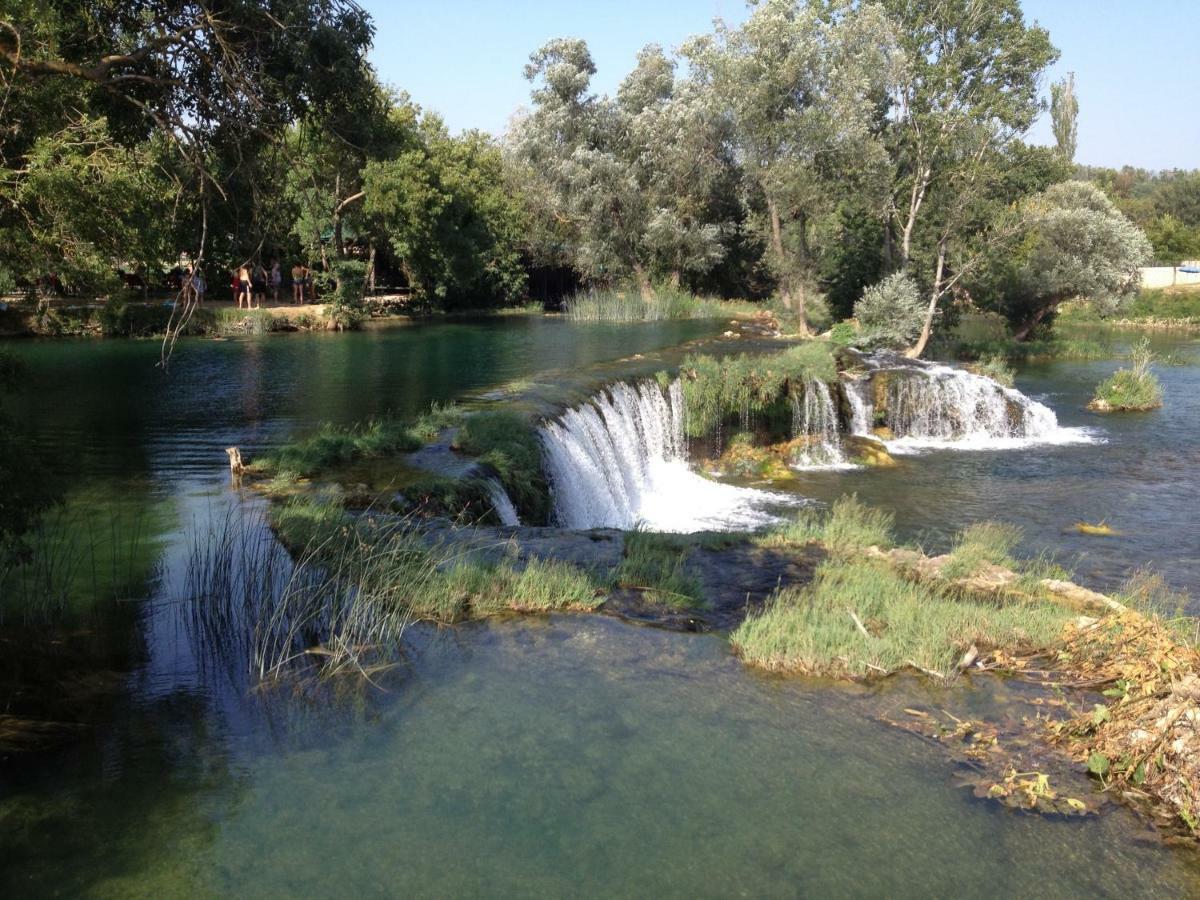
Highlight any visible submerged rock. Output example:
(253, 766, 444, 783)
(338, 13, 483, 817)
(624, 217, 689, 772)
(842, 434, 897, 467)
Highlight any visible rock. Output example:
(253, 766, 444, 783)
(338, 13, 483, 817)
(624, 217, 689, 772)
(843, 434, 896, 467)
(872, 425, 895, 440)
(1040, 579, 1127, 614)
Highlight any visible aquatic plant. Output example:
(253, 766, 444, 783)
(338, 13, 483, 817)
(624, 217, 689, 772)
(1090, 339, 1164, 411)
(614, 530, 705, 608)
(563, 287, 750, 322)
(967, 354, 1015, 387)
(732, 557, 1073, 679)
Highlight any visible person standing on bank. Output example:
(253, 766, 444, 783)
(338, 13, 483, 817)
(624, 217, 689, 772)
(269, 260, 282, 304)
(291, 262, 304, 304)
(252, 262, 267, 308)
(237, 265, 252, 309)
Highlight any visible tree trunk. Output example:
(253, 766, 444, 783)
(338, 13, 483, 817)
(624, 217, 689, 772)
(632, 261, 654, 302)
(906, 241, 945, 359)
(366, 242, 376, 294)
(668, 269, 681, 290)
(767, 196, 792, 310)
(1012, 303, 1057, 342)
(900, 168, 930, 266)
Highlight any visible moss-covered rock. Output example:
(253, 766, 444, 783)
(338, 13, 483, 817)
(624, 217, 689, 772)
(842, 434, 896, 467)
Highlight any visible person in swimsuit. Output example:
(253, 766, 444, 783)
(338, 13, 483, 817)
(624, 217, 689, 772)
(291, 263, 304, 304)
(269, 260, 282, 304)
(237, 265, 252, 309)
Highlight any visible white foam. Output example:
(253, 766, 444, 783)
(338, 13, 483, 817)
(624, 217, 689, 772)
(540, 380, 798, 532)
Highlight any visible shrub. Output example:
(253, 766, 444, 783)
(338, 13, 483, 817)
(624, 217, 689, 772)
(327, 259, 367, 330)
(853, 273, 926, 350)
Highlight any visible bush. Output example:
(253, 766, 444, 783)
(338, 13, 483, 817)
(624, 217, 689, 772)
(327, 259, 367, 330)
(853, 273, 926, 350)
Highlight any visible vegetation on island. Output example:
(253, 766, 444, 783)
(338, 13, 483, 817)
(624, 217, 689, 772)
(1090, 339, 1164, 412)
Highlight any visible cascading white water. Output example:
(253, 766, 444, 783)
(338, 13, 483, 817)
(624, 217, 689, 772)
(880, 363, 1094, 451)
(843, 377, 873, 436)
(485, 478, 520, 526)
(540, 380, 795, 532)
(791, 380, 849, 468)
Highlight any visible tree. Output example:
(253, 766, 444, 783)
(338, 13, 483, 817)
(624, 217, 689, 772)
(882, 0, 1058, 356)
(972, 181, 1151, 339)
(1050, 72, 1079, 162)
(364, 118, 527, 309)
(684, 0, 897, 332)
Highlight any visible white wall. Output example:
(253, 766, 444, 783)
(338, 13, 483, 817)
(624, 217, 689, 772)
(1140, 266, 1200, 289)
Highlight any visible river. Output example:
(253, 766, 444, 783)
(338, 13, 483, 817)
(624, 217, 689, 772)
(3, 319, 1199, 896)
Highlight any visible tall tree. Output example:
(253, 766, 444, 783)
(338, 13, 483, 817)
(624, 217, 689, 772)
(882, 0, 1057, 355)
(684, 0, 897, 332)
(1050, 72, 1079, 162)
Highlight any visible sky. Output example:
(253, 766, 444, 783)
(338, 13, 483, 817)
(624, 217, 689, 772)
(362, 0, 1198, 171)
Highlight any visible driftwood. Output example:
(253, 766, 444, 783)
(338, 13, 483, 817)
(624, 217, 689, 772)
(225, 446, 245, 476)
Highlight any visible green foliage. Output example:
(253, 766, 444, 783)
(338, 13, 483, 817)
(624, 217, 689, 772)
(615, 531, 705, 608)
(456, 412, 552, 525)
(363, 122, 528, 309)
(972, 181, 1152, 338)
(393, 476, 499, 524)
(327, 259, 368, 330)
(1050, 73, 1079, 162)
(969, 354, 1016, 387)
(854, 273, 926, 349)
(732, 556, 1072, 678)
(1091, 340, 1164, 411)
(679, 342, 836, 437)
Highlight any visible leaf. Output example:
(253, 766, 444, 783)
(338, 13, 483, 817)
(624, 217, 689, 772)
(1091, 704, 1112, 725)
(1088, 752, 1110, 777)
(1132, 763, 1146, 785)
(1065, 798, 1087, 811)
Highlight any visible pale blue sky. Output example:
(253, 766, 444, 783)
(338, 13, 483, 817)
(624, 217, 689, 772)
(363, 1, 1198, 170)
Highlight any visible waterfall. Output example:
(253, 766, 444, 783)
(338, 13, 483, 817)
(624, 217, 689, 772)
(843, 377, 873, 436)
(540, 380, 795, 532)
(790, 380, 849, 469)
(877, 362, 1094, 450)
(485, 478, 520, 526)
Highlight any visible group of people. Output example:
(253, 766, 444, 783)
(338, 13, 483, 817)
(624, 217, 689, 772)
(180, 261, 316, 308)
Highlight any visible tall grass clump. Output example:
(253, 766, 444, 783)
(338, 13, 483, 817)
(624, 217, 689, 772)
(1090, 338, 1164, 411)
(456, 411, 552, 524)
(757, 494, 893, 557)
(679, 342, 836, 438)
(939, 521, 1022, 580)
(187, 500, 603, 683)
(732, 557, 1073, 679)
(614, 530, 705, 608)
(563, 287, 743, 322)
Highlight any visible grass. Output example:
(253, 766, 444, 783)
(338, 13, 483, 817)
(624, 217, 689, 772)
(732, 556, 1074, 679)
(564, 286, 757, 322)
(939, 521, 1022, 580)
(756, 494, 894, 558)
(614, 530, 705, 608)
(679, 342, 837, 438)
(197, 497, 605, 681)
(456, 411, 552, 525)
(1091, 339, 1164, 411)
(967, 354, 1015, 387)
(1060, 289, 1200, 325)
(253, 403, 464, 478)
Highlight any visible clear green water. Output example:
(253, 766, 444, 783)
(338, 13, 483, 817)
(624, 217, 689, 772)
(6, 616, 1200, 898)
(4, 320, 1200, 895)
